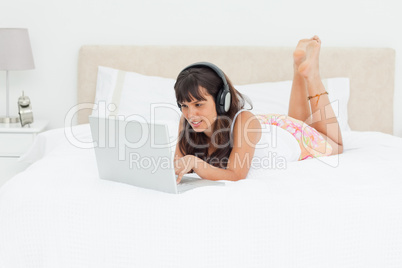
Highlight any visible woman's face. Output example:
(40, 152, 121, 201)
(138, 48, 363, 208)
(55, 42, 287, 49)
(179, 87, 217, 138)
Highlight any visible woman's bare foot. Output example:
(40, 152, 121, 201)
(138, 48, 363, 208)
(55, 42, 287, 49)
(293, 39, 309, 68)
(293, 36, 320, 68)
(298, 36, 321, 81)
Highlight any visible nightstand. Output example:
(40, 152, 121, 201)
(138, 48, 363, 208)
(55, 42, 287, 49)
(0, 120, 48, 187)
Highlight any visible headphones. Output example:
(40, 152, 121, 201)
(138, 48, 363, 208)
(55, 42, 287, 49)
(177, 62, 231, 115)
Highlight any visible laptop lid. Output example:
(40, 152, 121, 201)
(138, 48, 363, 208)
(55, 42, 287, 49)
(89, 116, 179, 194)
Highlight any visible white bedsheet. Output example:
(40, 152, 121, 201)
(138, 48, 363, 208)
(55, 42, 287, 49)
(1, 125, 402, 268)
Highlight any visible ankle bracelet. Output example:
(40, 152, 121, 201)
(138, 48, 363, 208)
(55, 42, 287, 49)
(307, 91, 328, 105)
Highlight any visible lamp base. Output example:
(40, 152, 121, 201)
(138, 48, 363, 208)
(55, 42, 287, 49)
(0, 116, 20, 124)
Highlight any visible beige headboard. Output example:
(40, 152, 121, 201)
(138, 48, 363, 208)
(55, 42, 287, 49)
(77, 46, 395, 134)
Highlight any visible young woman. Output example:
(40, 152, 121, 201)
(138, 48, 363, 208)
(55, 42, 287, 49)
(174, 36, 343, 183)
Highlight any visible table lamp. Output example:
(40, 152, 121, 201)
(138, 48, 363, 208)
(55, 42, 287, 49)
(0, 28, 35, 123)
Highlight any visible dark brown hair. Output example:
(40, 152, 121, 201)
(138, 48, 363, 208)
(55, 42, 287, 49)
(174, 65, 251, 168)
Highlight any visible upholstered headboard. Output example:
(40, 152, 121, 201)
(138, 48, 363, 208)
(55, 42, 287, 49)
(77, 46, 395, 134)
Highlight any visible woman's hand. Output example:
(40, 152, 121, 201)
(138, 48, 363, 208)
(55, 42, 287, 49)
(174, 155, 197, 184)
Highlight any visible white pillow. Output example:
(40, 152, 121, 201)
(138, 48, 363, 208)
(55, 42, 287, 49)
(92, 66, 181, 138)
(236, 77, 351, 131)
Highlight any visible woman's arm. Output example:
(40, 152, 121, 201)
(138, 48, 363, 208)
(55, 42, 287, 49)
(175, 111, 261, 182)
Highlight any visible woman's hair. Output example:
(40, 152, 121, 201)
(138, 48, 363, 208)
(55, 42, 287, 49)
(174, 65, 252, 168)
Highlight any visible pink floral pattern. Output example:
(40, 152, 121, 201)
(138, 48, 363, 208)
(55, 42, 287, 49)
(256, 113, 333, 161)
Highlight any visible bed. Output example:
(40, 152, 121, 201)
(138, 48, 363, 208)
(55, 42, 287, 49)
(1, 46, 401, 267)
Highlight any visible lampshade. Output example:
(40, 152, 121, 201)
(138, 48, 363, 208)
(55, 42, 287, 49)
(0, 28, 35, 70)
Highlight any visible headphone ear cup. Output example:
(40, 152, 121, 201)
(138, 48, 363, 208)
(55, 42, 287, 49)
(223, 91, 231, 112)
(216, 87, 231, 115)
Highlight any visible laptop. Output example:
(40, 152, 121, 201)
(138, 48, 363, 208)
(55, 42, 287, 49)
(89, 116, 225, 194)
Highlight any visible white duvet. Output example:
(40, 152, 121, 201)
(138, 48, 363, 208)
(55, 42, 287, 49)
(1, 125, 402, 268)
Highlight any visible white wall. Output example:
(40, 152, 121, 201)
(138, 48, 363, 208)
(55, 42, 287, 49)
(1, 0, 401, 136)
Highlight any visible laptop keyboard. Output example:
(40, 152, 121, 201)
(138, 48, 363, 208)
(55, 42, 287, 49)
(177, 177, 225, 193)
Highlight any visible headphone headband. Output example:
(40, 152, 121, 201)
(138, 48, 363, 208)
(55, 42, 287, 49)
(178, 62, 231, 115)
(180, 62, 229, 89)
